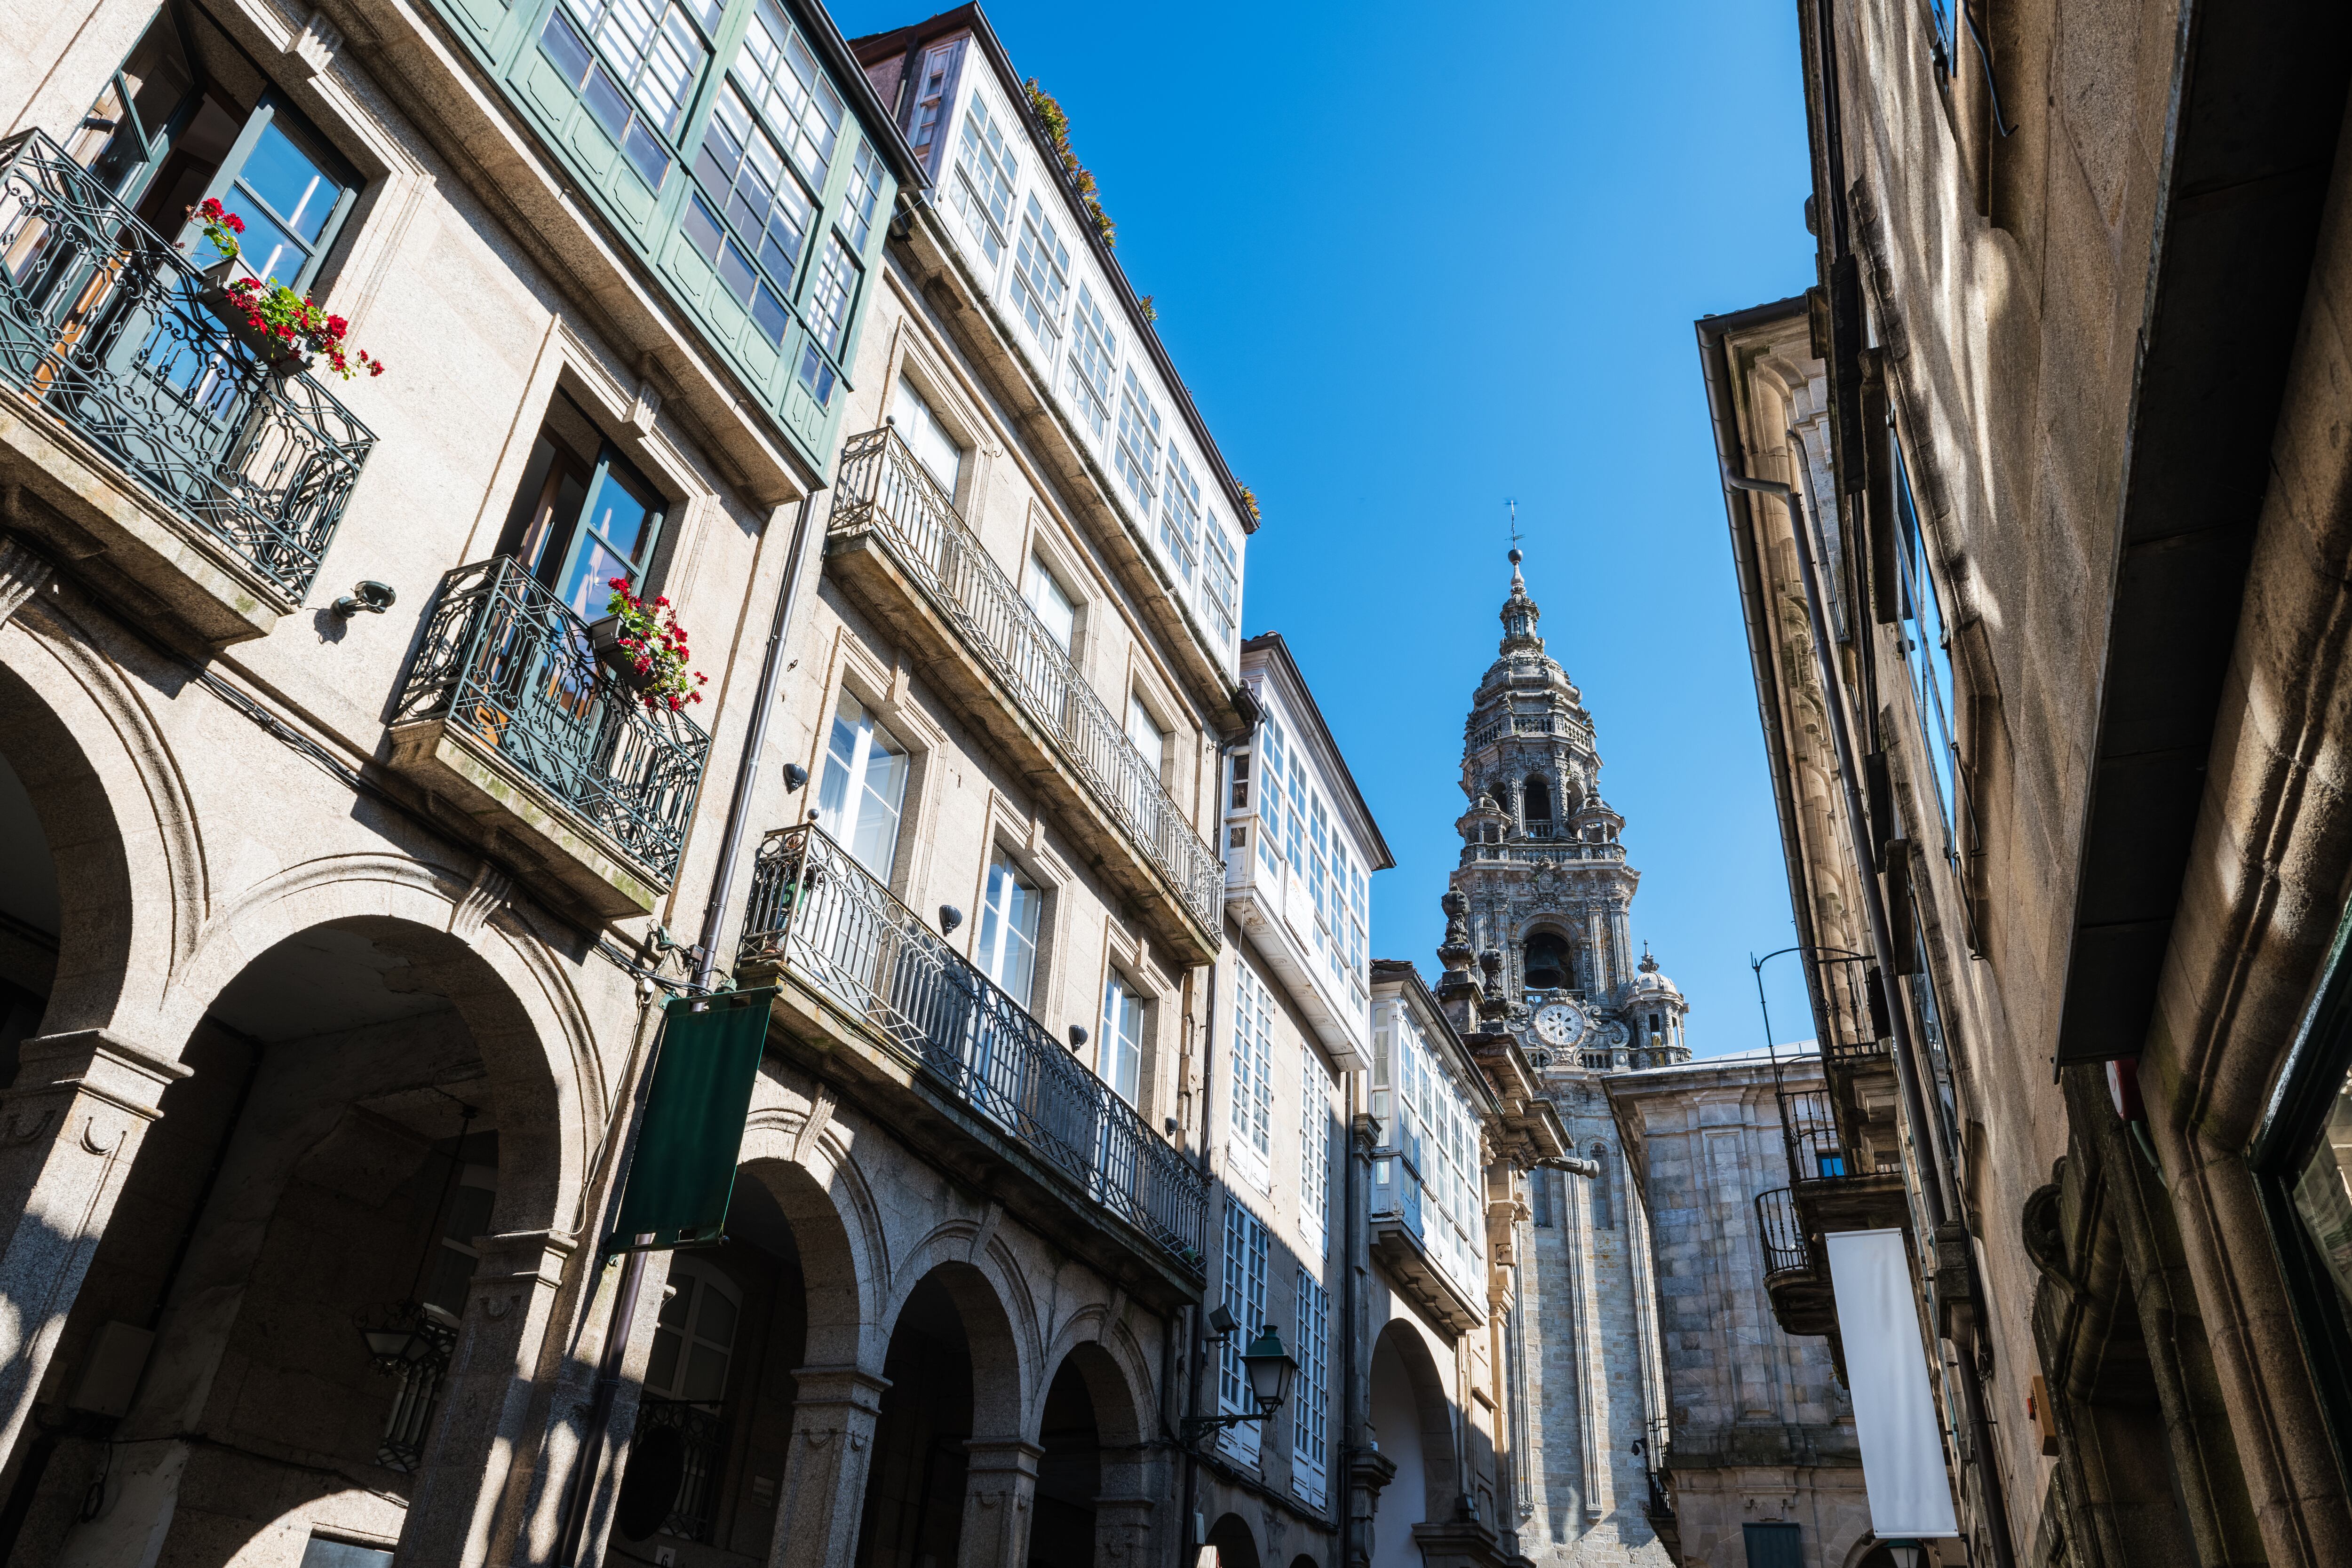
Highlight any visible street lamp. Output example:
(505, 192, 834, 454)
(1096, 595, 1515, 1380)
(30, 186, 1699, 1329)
(1883, 1542, 1923, 1568)
(1181, 1323, 1299, 1447)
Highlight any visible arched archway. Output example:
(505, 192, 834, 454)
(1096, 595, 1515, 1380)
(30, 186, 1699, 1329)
(854, 1259, 1026, 1567)
(1367, 1320, 1458, 1568)
(1205, 1510, 1262, 1568)
(1522, 773, 1552, 828)
(21, 911, 575, 1568)
(1030, 1337, 1151, 1568)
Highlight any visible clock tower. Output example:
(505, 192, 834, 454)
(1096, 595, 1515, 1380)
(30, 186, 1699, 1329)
(1440, 548, 1686, 1565)
(1439, 548, 1691, 1072)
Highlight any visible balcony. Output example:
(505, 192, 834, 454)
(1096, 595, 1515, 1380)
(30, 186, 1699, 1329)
(823, 427, 1222, 963)
(1465, 710, 1592, 751)
(1781, 1086, 1908, 1234)
(738, 824, 1210, 1294)
(1756, 1186, 1838, 1338)
(0, 130, 374, 644)
(1369, 1142, 1484, 1336)
(390, 557, 709, 919)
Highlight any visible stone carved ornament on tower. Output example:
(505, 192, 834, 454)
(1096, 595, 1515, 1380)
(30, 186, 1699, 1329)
(1447, 550, 1693, 1077)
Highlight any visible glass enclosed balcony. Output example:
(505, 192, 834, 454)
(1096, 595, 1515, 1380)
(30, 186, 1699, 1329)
(0, 129, 374, 632)
(739, 822, 1210, 1274)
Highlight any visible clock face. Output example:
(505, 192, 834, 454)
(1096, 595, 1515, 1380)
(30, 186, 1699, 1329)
(1534, 1002, 1582, 1046)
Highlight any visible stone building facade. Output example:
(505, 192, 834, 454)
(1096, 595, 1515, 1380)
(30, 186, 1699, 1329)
(0, 3, 1265, 1568)
(1700, 1, 2352, 1563)
(1606, 1046, 1869, 1568)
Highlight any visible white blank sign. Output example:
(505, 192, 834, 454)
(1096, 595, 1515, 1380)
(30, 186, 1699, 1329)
(1825, 1227, 1961, 1538)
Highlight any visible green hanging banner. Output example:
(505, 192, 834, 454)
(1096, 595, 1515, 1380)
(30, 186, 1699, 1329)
(604, 988, 773, 1254)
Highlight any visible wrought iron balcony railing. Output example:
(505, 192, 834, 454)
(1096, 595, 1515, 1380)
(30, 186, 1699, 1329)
(0, 129, 374, 601)
(828, 427, 1222, 935)
(632, 1398, 728, 1542)
(739, 823, 1210, 1270)
(1755, 1187, 1810, 1279)
(396, 557, 709, 882)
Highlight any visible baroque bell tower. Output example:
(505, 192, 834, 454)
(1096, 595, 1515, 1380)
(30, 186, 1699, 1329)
(1440, 549, 1691, 1071)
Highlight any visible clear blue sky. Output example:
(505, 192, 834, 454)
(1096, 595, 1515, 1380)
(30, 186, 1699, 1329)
(834, 0, 1823, 1051)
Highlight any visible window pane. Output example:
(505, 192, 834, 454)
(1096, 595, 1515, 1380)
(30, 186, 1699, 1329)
(733, 0, 841, 190)
(1011, 194, 1069, 347)
(1114, 370, 1162, 507)
(841, 139, 884, 253)
(951, 94, 1017, 263)
(977, 853, 1041, 1008)
(805, 233, 858, 357)
(890, 376, 964, 495)
(1024, 554, 1075, 650)
(1160, 453, 1200, 583)
(1065, 284, 1117, 440)
(817, 691, 908, 879)
(2292, 1072, 2352, 1312)
(1103, 974, 1144, 1105)
(693, 84, 817, 288)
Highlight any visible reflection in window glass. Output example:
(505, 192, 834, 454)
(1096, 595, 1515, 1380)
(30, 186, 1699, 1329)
(1101, 971, 1144, 1105)
(1893, 443, 1960, 860)
(644, 1256, 739, 1405)
(1065, 284, 1117, 440)
(816, 691, 908, 879)
(951, 93, 1017, 264)
(2293, 1078, 2352, 1313)
(1113, 368, 1161, 509)
(731, 0, 842, 190)
(840, 139, 884, 253)
(890, 375, 964, 496)
(803, 234, 857, 359)
(975, 852, 1041, 1009)
(1011, 194, 1069, 350)
(1023, 553, 1075, 650)
(207, 122, 346, 287)
(542, 0, 711, 188)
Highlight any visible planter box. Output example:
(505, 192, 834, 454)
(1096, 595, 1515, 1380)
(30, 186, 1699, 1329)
(194, 268, 315, 378)
(587, 615, 657, 693)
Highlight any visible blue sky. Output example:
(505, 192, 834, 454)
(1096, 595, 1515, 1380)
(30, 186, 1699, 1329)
(834, 0, 1822, 1050)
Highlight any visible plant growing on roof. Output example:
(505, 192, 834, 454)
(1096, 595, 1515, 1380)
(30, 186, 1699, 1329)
(605, 578, 708, 712)
(1023, 77, 1115, 248)
(1235, 483, 1261, 524)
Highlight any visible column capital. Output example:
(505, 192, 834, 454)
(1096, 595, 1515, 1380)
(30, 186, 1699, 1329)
(789, 1363, 892, 1414)
(4, 1029, 188, 1128)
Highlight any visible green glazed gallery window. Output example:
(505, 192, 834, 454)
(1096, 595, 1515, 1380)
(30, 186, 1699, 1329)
(539, 0, 718, 189)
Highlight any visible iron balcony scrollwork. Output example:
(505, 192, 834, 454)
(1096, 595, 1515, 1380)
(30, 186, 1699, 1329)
(739, 823, 1210, 1272)
(827, 427, 1223, 936)
(0, 129, 375, 601)
(397, 557, 709, 883)
(631, 1398, 729, 1542)
(1754, 1186, 1809, 1280)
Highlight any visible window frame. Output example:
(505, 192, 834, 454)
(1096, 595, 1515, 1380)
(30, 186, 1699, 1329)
(815, 688, 912, 882)
(973, 847, 1044, 1010)
(1217, 1198, 1271, 1460)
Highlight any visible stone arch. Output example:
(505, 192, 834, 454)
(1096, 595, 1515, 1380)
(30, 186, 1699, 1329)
(1205, 1510, 1262, 1568)
(0, 614, 203, 1040)
(151, 856, 595, 1231)
(730, 1148, 872, 1370)
(1370, 1316, 1460, 1535)
(1520, 919, 1578, 992)
(884, 1255, 1027, 1438)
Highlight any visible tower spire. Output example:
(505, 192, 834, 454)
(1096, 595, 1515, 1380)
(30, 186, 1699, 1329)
(1500, 543, 1543, 654)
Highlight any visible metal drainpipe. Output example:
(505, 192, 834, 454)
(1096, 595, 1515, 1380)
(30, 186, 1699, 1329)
(692, 494, 820, 986)
(1724, 463, 2018, 1568)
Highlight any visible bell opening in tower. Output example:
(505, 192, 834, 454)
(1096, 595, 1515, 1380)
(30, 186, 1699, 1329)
(1523, 774, 1552, 832)
(1524, 931, 1573, 992)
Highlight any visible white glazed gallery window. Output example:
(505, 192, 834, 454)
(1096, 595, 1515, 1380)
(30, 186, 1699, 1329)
(1300, 1043, 1331, 1259)
(1256, 716, 1287, 872)
(1159, 452, 1201, 584)
(816, 690, 909, 880)
(950, 89, 1017, 265)
(1291, 1269, 1331, 1505)
(890, 374, 964, 497)
(1230, 962, 1275, 1169)
(1101, 970, 1145, 1106)
(1010, 194, 1070, 352)
(645, 1255, 741, 1405)
(1023, 552, 1076, 651)
(1113, 368, 1162, 510)
(1065, 283, 1117, 441)
(975, 851, 1043, 1009)
(1201, 522, 1239, 647)
(1217, 1199, 1270, 1460)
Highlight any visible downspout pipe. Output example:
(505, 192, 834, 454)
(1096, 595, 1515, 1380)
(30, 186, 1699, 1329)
(1722, 465, 2018, 1568)
(693, 494, 821, 987)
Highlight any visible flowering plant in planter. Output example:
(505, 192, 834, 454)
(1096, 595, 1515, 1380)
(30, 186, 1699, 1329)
(604, 578, 707, 712)
(191, 197, 245, 263)
(219, 276, 386, 380)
